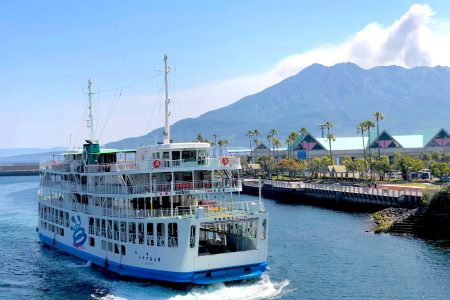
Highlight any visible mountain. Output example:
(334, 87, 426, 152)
(105, 63, 450, 149)
(0, 147, 65, 158)
(0, 151, 63, 164)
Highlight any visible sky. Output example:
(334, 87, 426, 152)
(1, 1, 450, 148)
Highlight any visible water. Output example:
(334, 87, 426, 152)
(1, 176, 449, 299)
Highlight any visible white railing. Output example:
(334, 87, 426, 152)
(39, 197, 256, 220)
(263, 180, 423, 197)
(40, 179, 241, 196)
(40, 156, 241, 174)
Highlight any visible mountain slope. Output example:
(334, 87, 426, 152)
(106, 63, 450, 148)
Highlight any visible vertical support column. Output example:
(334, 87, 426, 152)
(170, 171, 174, 217)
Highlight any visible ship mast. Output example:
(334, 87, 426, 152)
(163, 55, 171, 144)
(87, 78, 96, 143)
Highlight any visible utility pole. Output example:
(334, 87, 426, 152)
(163, 55, 171, 144)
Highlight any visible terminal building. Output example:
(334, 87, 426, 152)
(292, 128, 450, 164)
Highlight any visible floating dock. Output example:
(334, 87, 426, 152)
(242, 179, 422, 211)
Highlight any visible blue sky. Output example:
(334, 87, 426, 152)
(1, 1, 450, 148)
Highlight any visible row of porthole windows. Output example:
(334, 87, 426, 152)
(88, 218, 183, 248)
(39, 204, 70, 228)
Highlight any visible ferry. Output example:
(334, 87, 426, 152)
(37, 56, 268, 284)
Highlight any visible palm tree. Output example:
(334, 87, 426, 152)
(325, 121, 334, 135)
(326, 133, 336, 165)
(357, 122, 367, 175)
(253, 129, 260, 162)
(364, 120, 375, 179)
(285, 137, 291, 159)
(217, 140, 224, 156)
(223, 139, 229, 155)
(212, 134, 218, 157)
(288, 131, 300, 158)
(246, 130, 254, 162)
(299, 127, 310, 168)
(196, 133, 204, 142)
(266, 133, 272, 159)
(374, 112, 384, 159)
(272, 138, 282, 163)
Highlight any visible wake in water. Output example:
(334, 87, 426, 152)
(168, 275, 290, 300)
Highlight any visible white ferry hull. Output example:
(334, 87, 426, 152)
(38, 231, 267, 284)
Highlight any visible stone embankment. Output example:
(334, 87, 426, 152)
(372, 207, 450, 239)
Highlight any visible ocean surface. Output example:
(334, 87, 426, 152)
(1, 176, 450, 300)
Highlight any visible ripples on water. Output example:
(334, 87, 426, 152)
(0, 176, 449, 299)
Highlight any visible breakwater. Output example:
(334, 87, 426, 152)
(243, 179, 422, 211)
(0, 163, 39, 176)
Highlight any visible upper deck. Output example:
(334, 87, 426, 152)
(39, 142, 241, 175)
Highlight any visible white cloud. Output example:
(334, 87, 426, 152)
(11, 4, 450, 148)
(161, 3, 450, 126)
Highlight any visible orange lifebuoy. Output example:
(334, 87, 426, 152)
(222, 157, 229, 165)
(153, 160, 161, 168)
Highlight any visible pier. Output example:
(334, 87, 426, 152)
(0, 163, 39, 176)
(242, 179, 423, 211)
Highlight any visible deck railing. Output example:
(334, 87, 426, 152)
(40, 179, 241, 196)
(39, 197, 256, 219)
(40, 156, 241, 173)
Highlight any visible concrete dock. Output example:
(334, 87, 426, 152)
(243, 179, 423, 211)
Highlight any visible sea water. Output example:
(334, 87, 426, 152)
(1, 176, 449, 299)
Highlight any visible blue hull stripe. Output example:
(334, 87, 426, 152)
(38, 233, 267, 284)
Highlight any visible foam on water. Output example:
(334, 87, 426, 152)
(168, 275, 290, 300)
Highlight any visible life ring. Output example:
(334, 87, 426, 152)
(153, 159, 161, 168)
(221, 157, 229, 165)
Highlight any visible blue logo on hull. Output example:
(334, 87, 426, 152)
(70, 215, 87, 249)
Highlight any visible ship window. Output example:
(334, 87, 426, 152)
(101, 240, 106, 250)
(262, 219, 267, 240)
(95, 218, 100, 236)
(172, 151, 181, 161)
(138, 223, 144, 244)
(168, 223, 178, 247)
(107, 241, 113, 252)
(89, 237, 95, 247)
(128, 222, 136, 244)
(89, 217, 94, 235)
(182, 150, 196, 162)
(147, 223, 154, 246)
(101, 219, 106, 237)
(114, 243, 119, 254)
(190, 225, 196, 248)
(65, 212, 69, 227)
(152, 152, 160, 159)
(157, 223, 165, 247)
(121, 245, 126, 256)
(163, 152, 169, 159)
(60, 228, 64, 236)
(113, 221, 119, 241)
(120, 221, 127, 242)
(107, 220, 113, 239)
